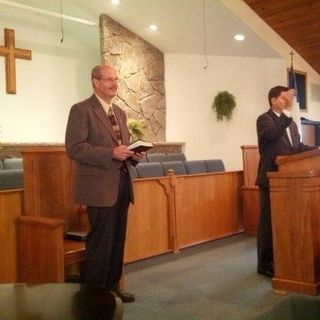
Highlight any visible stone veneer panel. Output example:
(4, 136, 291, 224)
(100, 14, 166, 142)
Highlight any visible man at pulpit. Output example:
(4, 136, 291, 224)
(255, 86, 316, 277)
(65, 65, 143, 302)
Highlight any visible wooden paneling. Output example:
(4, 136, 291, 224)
(0, 189, 23, 283)
(242, 186, 260, 236)
(241, 145, 260, 236)
(18, 147, 244, 283)
(268, 149, 320, 295)
(269, 171, 320, 295)
(21, 147, 79, 231)
(125, 178, 172, 262)
(276, 148, 320, 172)
(18, 216, 65, 283)
(241, 145, 259, 186)
(244, 0, 320, 75)
(175, 171, 243, 248)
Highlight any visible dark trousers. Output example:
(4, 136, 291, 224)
(257, 187, 274, 272)
(85, 171, 130, 290)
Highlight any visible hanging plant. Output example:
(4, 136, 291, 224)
(212, 91, 236, 121)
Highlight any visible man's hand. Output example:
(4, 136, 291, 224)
(113, 145, 134, 161)
(283, 89, 295, 110)
(131, 152, 145, 162)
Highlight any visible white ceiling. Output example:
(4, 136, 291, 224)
(1, 0, 280, 58)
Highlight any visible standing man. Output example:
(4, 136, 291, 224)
(65, 65, 143, 302)
(255, 86, 316, 277)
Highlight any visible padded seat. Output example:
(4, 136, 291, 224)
(0, 169, 23, 189)
(146, 153, 167, 163)
(205, 159, 225, 172)
(130, 165, 138, 179)
(136, 163, 164, 178)
(166, 153, 186, 162)
(184, 160, 207, 174)
(161, 161, 187, 176)
(3, 158, 23, 169)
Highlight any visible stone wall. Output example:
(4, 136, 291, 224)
(100, 14, 166, 142)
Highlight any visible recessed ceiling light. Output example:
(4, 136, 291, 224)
(234, 34, 245, 41)
(149, 24, 158, 31)
(111, 0, 120, 5)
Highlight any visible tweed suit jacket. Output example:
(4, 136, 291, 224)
(255, 108, 315, 188)
(65, 94, 134, 207)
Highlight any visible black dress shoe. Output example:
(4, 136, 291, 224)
(113, 290, 135, 303)
(258, 269, 274, 277)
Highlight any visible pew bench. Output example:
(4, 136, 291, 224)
(18, 215, 86, 283)
(17, 147, 243, 284)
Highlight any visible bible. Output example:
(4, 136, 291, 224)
(126, 139, 153, 153)
(66, 230, 88, 241)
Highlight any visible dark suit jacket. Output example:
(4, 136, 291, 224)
(256, 108, 316, 187)
(65, 94, 134, 207)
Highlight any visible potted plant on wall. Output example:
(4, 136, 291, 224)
(212, 90, 237, 121)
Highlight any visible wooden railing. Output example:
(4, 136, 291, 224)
(1, 147, 243, 283)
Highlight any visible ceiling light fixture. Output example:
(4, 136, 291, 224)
(149, 24, 158, 31)
(234, 34, 245, 41)
(111, 0, 120, 5)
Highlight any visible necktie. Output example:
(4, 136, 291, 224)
(108, 107, 122, 145)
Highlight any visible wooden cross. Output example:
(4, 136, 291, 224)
(0, 28, 32, 94)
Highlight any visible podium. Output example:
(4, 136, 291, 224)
(268, 148, 320, 295)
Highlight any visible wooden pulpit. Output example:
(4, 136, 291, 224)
(268, 148, 320, 295)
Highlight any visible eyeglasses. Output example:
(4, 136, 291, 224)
(97, 77, 118, 82)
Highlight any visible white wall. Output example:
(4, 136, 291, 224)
(0, 6, 100, 143)
(165, 54, 285, 170)
(221, 0, 320, 121)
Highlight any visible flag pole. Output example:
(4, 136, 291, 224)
(290, 50, 294, 67)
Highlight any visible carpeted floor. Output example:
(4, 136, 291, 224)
(123, 234, 320, 320)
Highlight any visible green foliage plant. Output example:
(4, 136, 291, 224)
(127, 118, 145, 141)
(212, 91, 236, 121)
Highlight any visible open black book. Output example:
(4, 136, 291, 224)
(126, 139, 153, 153)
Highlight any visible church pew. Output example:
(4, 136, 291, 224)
(18, 216, 66, 282)
(17, 147, 244, 283)
(18, 147, 87, 283)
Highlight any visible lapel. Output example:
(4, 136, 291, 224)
(268, 109, 292, 148)
(89, 94, 119, 145)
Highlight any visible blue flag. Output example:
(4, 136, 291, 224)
(288, 63, 299, 103)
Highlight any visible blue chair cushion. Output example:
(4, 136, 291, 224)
(3, 158, 23, 170)
(0, 169, 23, 189)
(205, 159, 225, 172)
(161, 161, 186, 175)
(146, 153, 167, 163)
(136, 163, 164, 178)
(184, 160, 207, 174)
(166, 153, 186, 162)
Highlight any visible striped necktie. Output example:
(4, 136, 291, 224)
(108, 107, 122, 145)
